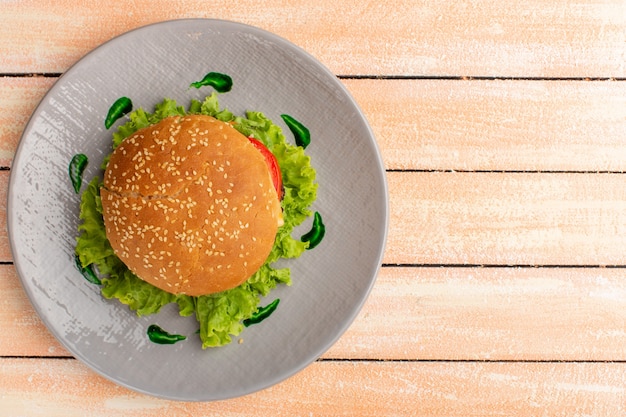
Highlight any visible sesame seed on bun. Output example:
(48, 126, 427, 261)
(100, 114, 283, 296)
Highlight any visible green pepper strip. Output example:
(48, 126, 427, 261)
(104, 96, 133, 129)
(189, 72, 233, 93)
(300, 211, 325, 249)
(243, 299, 280, 327)
(69, 153, 88, 193)
(147, 324, 187, 345)
(74, 254, 101, 285)
(281, 114, 311, 149)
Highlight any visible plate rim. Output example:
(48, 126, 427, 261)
(7, 18, 389, 401)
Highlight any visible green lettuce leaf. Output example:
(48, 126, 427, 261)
(75, 177, 114, 267)
(75, 93, 317, 348)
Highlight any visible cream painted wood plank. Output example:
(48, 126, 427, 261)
(0, 77, 56, 168)
(329, 267, 626, 361)
(343, 79, 626, 171)
(2, 1, 625, 77)
(0, 265, 67, 357)
(4, 77, 626, 172)
(386, 171, 626, 266)
(4, 171, 626, 264)
(5, 263, 626, 361)
(1, 358, 625, 416)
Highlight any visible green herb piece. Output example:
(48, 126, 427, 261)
(147, 324, 186, 345)
(105, 96, 133, 129)
(243, 299, 280, 327)
(74, 253, 101, 285)
(69, 153, 88, 193)
(281, 114, 311, 149)
(301, 211, 325, 249)
(189, 72, 233, 93)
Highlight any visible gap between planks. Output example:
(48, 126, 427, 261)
(3, 73, 626, 80)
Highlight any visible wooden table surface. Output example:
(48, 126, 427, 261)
(2, 1, 626, 415)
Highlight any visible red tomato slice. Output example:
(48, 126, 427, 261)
(248, 137, 283, 200)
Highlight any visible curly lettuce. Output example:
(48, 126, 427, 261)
(76, 94, 317, 348)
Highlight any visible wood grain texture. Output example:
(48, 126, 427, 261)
(4, 1, 626, 414)
(4, 78, 626, 172)
(0, 77, 55, 168)
(0, 265, 66, 357)
(330, 267, 626, 361)
(3, 171, 626, 264)
(343, 79, 626, 171)
(2, 1, 625, 77)
(1, 358, 625, 416)
(386, 171, 626, 266)
(6, 263, 626, 361)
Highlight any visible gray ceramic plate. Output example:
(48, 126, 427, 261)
(8, 19, 388, 401)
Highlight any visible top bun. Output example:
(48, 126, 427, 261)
(100, 114, 283, 296)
